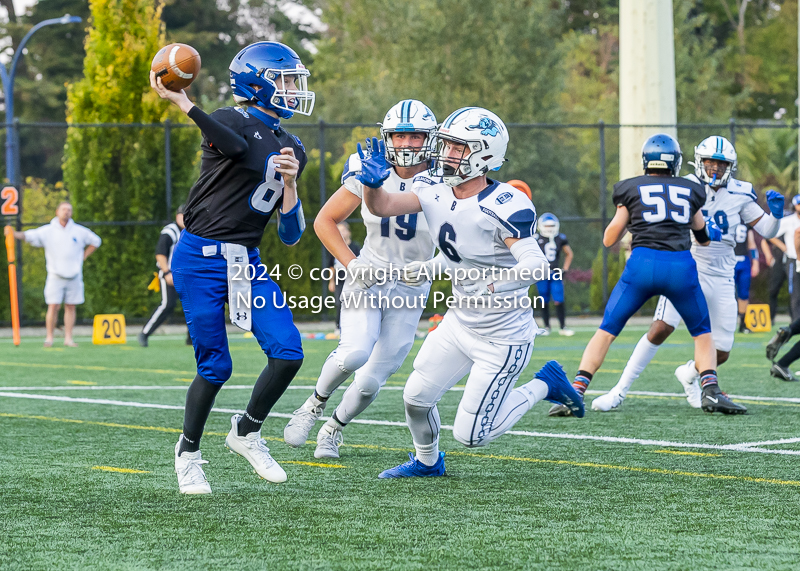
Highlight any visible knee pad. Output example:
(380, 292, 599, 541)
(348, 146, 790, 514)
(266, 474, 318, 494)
(205, 356, 233, 384)
(336, 349, 370, 374)
(354, 375, 381, 398)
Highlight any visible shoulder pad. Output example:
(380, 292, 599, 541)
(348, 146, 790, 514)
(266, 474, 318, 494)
(412, 174, 437, 187)
(291, 133, 305, 152)
(478, 183, 537, 239)
(341, 153, 361, 184)
(683, 173, 701, 184)
(728, 178, 756, 200)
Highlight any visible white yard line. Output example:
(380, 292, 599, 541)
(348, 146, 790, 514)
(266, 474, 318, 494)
(731, 436, 800, 447)
(1, 391, 798, 456)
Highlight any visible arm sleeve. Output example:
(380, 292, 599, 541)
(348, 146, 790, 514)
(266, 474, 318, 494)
(491, 237, 551, 294)
(85, 228, 102, 248)
(752, 212, 781, 239)
(155, 233, 174, 257)
(187, 106, 248, 160)
(23, 226, 46, 247)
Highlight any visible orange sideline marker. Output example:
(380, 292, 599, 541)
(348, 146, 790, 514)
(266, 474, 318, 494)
(4, 225, 20, 346)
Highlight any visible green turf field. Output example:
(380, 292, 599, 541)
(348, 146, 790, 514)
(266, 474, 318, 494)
(2, 325, 799, 570)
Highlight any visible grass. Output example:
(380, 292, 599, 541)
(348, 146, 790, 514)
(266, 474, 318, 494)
(1, 324, 799, 570)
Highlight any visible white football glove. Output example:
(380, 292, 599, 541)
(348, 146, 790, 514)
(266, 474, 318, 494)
(402, 260, 434, 287)
(347, 258, 378, 289)
(460, 279, 493, 297)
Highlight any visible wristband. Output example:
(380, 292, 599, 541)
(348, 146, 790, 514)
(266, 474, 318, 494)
(692, 227, 710, 243)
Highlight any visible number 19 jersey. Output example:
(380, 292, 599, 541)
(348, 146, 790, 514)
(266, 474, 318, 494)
(612, 174, 705, 251)
(341, 153, 437, 268)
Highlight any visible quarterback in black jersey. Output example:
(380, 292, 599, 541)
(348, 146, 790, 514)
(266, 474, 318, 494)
(550, 134, 747, 417)
(151, 41, 315, 494)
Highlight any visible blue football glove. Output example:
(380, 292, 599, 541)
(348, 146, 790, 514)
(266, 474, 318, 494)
(355, 137, 391, 189)
(705, 218, 723, 242)
(766, 189, 784, 219)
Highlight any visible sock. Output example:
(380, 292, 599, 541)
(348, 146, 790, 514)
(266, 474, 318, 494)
(699, 369, 718, 389)
(613, 334, 661, 397)
(414, 439, 440, 467)
(573, 370, 593, 396)
(541, 303, 551, 328)
(777, 340, 800, 368)
(179, 374, 223, 454)
(738, 313, 746, 332)
(238, 358, 303, 436)
(325, 411, 347, 431)
(314, 390, 330, 403)
(556, 303, 566, 329)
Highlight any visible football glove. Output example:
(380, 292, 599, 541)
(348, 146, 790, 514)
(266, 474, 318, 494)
(766, 189, 785, 219)
(705, 218, 723, 242)
(356, 137, 391, 189)
(347, 258, 378, 289)
(401, 253, 447, 287)
(460, 278, 493, 297)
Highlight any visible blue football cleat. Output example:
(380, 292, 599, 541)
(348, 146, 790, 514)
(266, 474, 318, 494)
(378, 452, 446, 479)
(536, 360, 585, 418)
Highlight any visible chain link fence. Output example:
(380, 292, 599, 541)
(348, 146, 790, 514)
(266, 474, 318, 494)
(1, 119, 797, 325)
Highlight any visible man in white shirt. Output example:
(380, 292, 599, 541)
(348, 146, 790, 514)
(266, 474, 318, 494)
(768, 195, 800, 320)
(14, 202, 102, 347)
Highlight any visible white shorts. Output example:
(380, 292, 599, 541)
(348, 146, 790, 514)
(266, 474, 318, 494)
(404, 311, 532, 444)
(654, 272, 736, 352)
(44, 273, 84, 305)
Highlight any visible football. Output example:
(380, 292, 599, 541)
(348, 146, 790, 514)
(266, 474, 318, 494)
(150, 43, 201, 91)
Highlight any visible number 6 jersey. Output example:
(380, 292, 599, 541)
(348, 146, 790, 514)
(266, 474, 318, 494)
(612, 174, 705, 251)
(341, 153, 437, 268)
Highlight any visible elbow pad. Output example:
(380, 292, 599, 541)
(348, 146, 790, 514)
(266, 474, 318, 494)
(492, 238, 550, 294)
(278, 200, 306, 246)
(753, 213, 780, 239)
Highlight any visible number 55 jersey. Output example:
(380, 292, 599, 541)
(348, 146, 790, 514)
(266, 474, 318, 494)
(612, 174, 705, 251)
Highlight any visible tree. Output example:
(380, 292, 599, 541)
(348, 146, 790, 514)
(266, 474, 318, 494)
(62, 0, 199, 318)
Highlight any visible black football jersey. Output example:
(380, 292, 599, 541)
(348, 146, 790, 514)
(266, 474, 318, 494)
(535, 233, 569, 270)
(612, 175, 705, 252)
(183, 106, 308, 248)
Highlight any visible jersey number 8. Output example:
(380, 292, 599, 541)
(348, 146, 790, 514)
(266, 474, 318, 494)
(250, 154, 284, 214)
(638, 184, 692, 224)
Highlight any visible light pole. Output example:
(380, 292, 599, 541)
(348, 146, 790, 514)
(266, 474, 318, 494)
(1, 14, 82, 325)
(1, 14, 82, 187)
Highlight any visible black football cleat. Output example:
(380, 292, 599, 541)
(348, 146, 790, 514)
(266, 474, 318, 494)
(770, 363, 800, 382)
(701, 385, 747, 415)
(548, 403, 574, 417)
(138, 332, 148, 347)
(766, 327, 791, 362)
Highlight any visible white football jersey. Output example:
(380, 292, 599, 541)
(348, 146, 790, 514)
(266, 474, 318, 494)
(685, 174, 766, 277)
(342, 153, 436, 268)
(413, 179, 539, 344)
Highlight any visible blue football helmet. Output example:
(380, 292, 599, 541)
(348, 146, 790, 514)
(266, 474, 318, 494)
(229, 42, 315, 119)
(641, 133, 682, 176)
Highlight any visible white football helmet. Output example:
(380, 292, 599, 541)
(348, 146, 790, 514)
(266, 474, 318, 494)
(694, 136, 737, 187)
(537, 213, 559, 239)
(380, 100, 437, 167)
(431, 107, 509, 187)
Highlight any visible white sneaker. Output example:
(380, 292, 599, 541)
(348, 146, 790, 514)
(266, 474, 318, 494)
(314, 425, 343, 459)
(284, 397, 325, 447)
(674, 360, 702, 409)
(539, 327, 551, 337)
(591, 392, 624, 412)
(174, 440, 212, 495)
(558, 328, 575, 337)
(225, 415, 287, 483)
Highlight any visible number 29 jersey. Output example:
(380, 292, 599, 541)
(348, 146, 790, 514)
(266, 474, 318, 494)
(341, 153, 437, 269)
(684, 174, 766, 277)
(612, 174, 705, 251)
(183, 106, 308, 249)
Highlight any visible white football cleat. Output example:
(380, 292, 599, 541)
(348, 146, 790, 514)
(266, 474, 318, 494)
(674, 360, 702, 409)
(558, 328, 575, 337)
(591, 391, 624, 412)
(538, 327, 551, 337)
(174, 440, 212, 495)
(226, 415, 287, 483)
(284, 397, 325, 447)
(314, 425, 343, 459)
